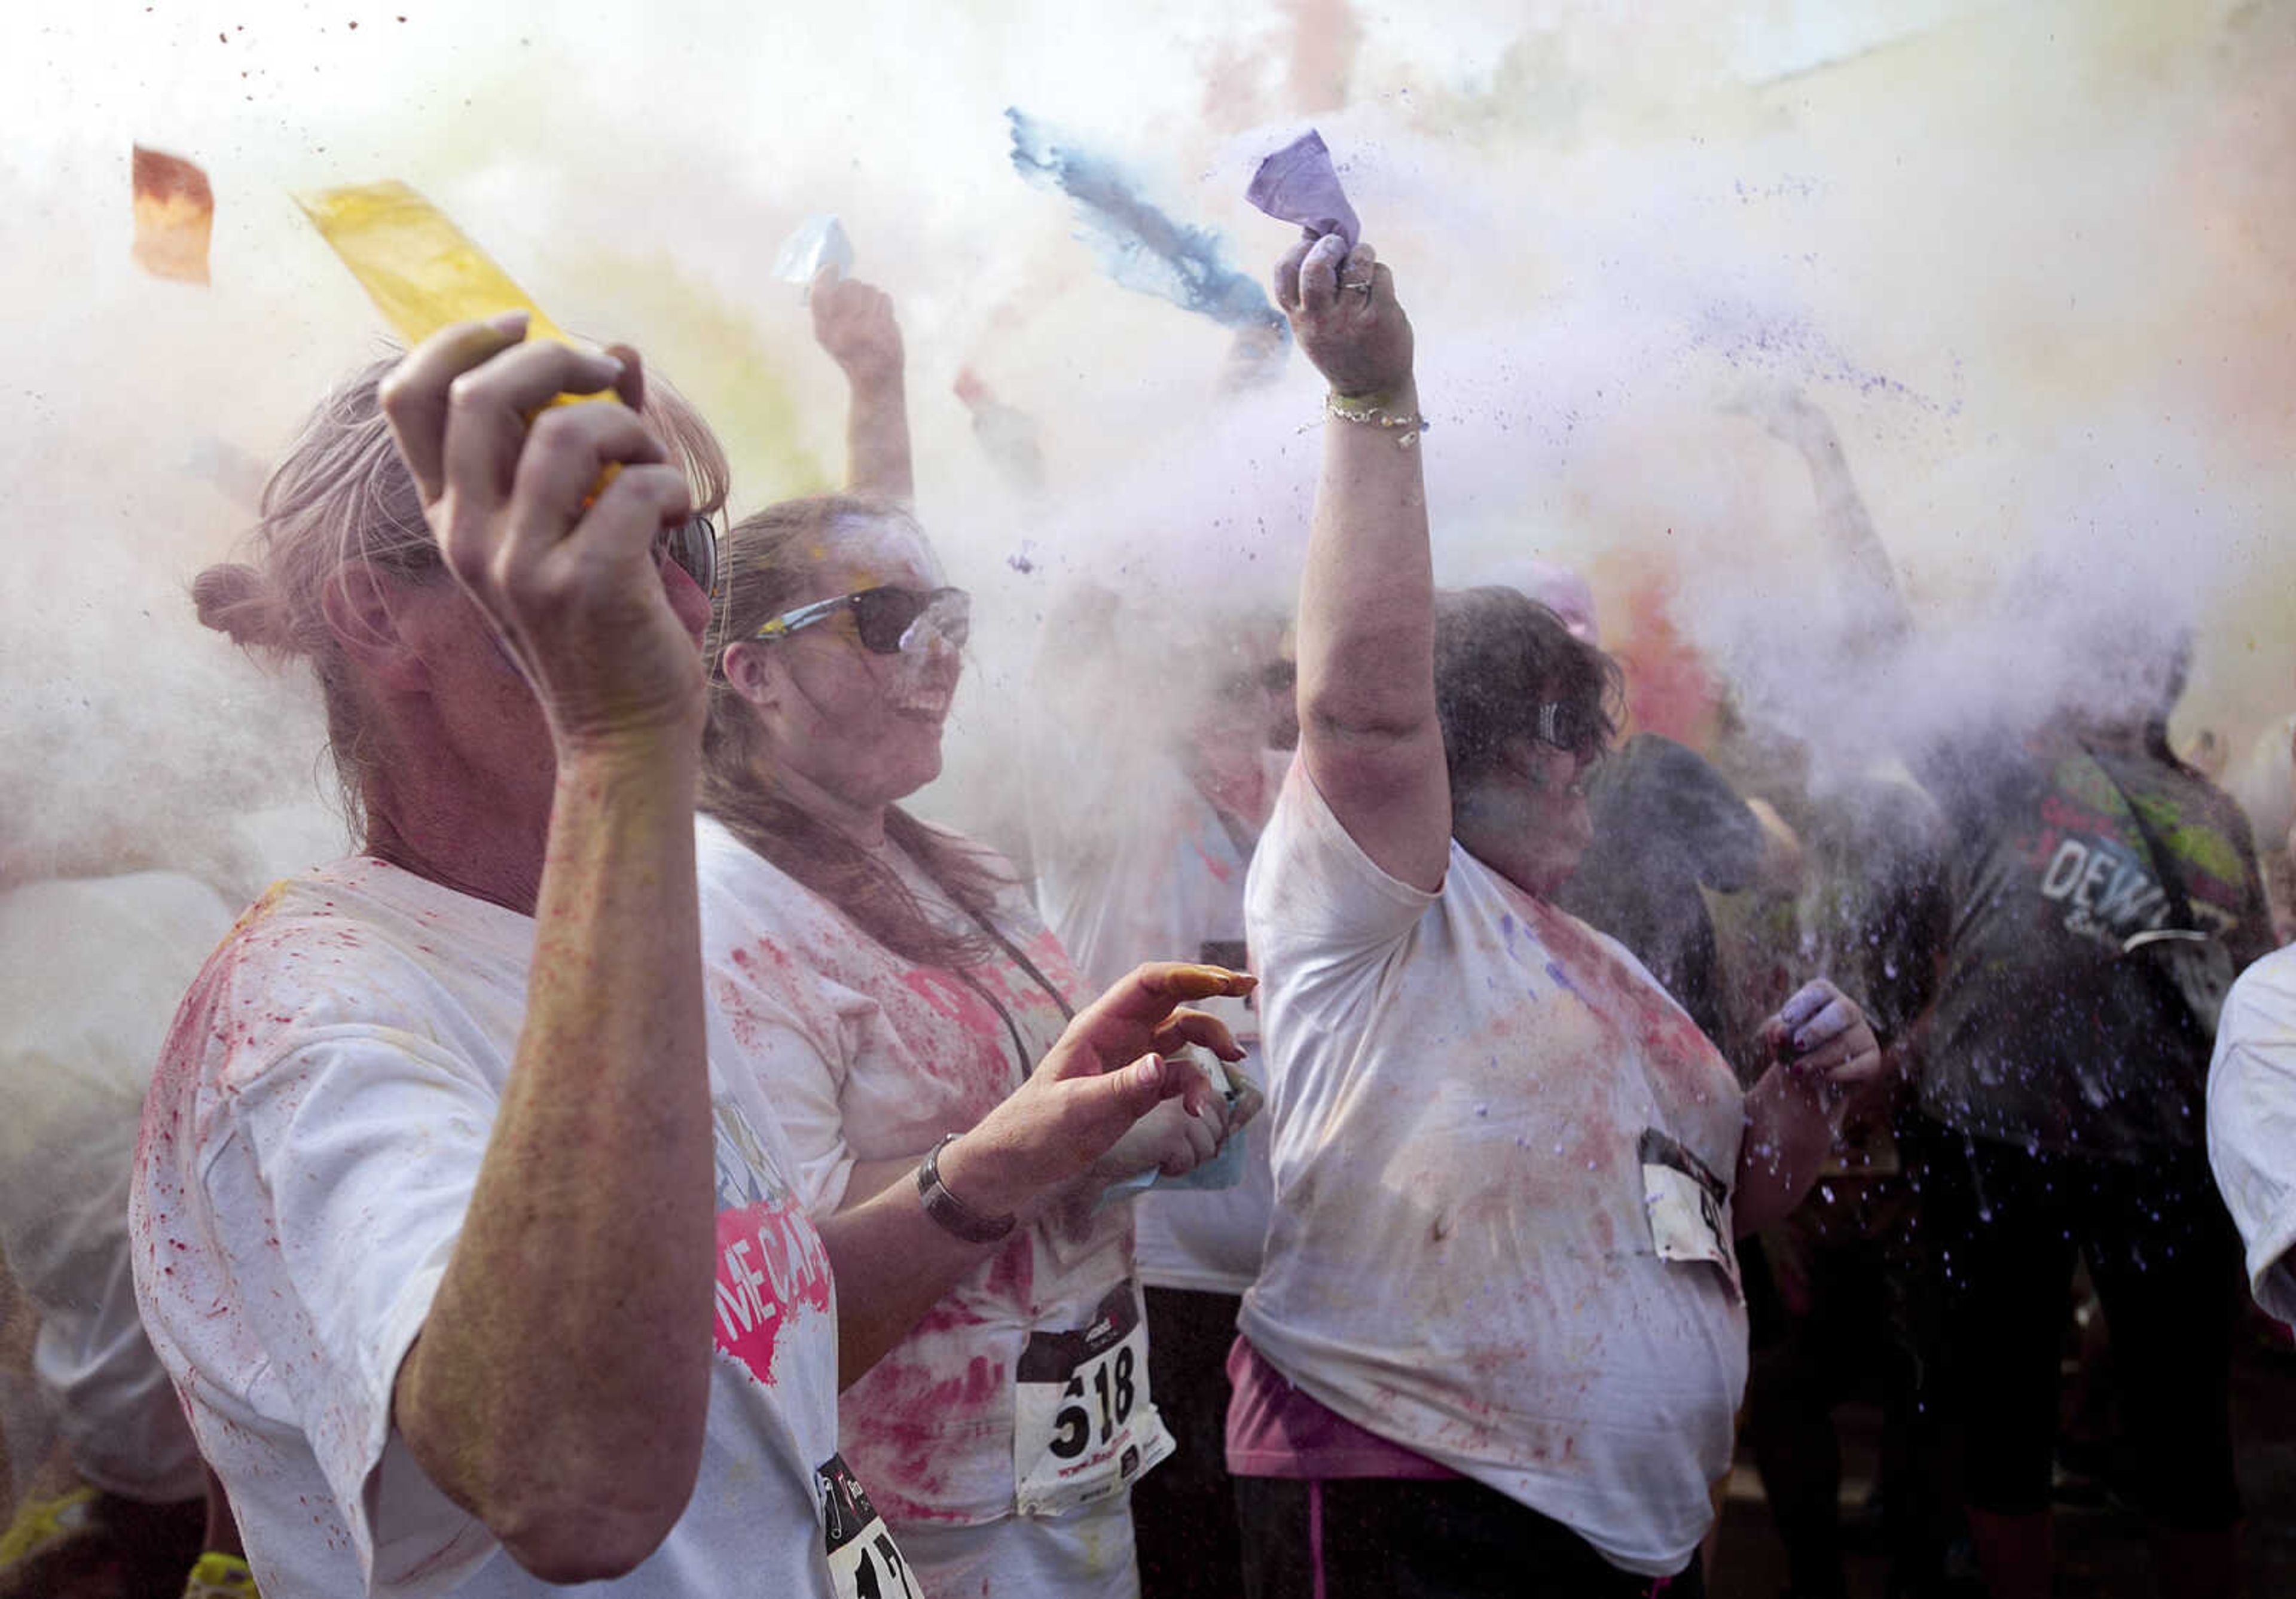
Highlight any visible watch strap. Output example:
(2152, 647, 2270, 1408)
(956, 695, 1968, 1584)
(917, 1133, 1016, 1244)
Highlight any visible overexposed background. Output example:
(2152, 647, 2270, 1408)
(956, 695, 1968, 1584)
(2, 0, 2291, 874)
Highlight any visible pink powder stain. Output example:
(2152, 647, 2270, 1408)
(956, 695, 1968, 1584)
(1518, 895, 1730, 1113)
(983, 1232, 1036, 1317)
(842, 1347, 1006, 1523)
(712, 1195, 834, 1387)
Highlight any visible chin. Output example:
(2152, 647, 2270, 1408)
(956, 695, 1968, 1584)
(881, 740, 945, 805)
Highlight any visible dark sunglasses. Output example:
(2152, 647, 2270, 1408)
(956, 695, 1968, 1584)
(1532, 699, 1602, 758)
(654, 511, 720, 596)
(752, 584, 972, 654)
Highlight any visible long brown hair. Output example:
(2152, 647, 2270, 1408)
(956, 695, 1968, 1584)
(701, 494, 1013, 971)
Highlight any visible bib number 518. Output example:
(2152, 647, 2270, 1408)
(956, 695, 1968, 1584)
(1051, 1342, 1137, 1458)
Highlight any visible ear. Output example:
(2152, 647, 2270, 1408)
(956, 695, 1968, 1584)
(319, 563, 429, 692)
(719, 640, 781, 714)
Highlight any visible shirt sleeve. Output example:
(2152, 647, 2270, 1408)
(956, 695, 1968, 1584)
(2208, 950, 2296, 1325)
(1245, 759, 1439, 978)
(210, 1021, 508, 1595)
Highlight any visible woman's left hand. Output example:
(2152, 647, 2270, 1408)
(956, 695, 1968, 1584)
(938, 963, 1254, 1219)
(1758, 979, 1883, 1101)
(1095, 1085, 1232, 1183)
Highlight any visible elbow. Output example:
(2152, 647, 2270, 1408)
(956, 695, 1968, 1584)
(494, 1476, 695, 1584)
(423, 1397, 706, 1583)
(1303, 695, 1434, 749)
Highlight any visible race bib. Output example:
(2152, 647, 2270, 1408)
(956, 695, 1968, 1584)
(1012, 1281, 1174, 1516)
(1639, 1128, 1741, 1299)
(817, 1453, 918, 1599)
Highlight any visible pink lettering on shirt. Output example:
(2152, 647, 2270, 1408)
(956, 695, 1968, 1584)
(712, 1192, 833, 1387)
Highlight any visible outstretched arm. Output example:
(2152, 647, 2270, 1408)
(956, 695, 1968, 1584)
(1749, 388, 1912, 646)
(1280, 234, 1450, 891)
(813, 271, 914, 502)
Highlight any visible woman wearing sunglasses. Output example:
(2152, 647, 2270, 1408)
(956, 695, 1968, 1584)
(697, 490, 1254, 1598)
(1228, 236, 1886, 1598)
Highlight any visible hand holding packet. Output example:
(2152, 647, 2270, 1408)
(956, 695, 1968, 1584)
(1244, 130, 1360, 246)
(1098, 1046, 1252, 1206)
(772, 213, 856, 300)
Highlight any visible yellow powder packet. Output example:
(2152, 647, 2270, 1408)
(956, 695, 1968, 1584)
(294, 178, 574, 347)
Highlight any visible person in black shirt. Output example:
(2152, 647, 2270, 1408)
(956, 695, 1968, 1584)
(1752, 386, 2267, 1599)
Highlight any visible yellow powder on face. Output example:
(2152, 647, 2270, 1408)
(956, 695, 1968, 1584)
(131, 146, 213, 285)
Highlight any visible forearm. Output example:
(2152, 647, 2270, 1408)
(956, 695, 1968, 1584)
(1732, 1067, 1840, 1236)
(1799, 431, 1910, 639)
(396, 736, 715, 1577)
(845, 372, 914, 502)
(816, 1139, 1046, 1388)
(1297, 379, 1434, 743)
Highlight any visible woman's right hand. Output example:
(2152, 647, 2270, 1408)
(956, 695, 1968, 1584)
(377, 315, 706, 751)
(1272, 232, 1413, 399)
(937, 963, 1253, 1222)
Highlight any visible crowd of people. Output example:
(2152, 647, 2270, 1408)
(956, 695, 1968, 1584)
(1, 219, 2293, 1599)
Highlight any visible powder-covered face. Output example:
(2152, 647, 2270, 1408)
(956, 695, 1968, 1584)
(743, 514, 964, 813)
(1454, 733, 1601, 899)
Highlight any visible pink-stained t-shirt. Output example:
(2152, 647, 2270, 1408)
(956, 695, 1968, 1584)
(697, 814, 1167, 1599)
(129, 858, 866, 1598)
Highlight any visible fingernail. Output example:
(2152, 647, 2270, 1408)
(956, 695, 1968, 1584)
(484, 309, 530, 337)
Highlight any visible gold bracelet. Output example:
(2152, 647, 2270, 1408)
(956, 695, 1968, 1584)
(1323, 390, 1430, 448)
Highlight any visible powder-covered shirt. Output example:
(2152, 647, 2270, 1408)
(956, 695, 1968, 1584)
(1032, 756, 1276, 1296)
(1917, 733, 2271, 1158)
(130, 859, 863, 1599)
(1240, 765, 1749, 1579)
(2209, 944, 2296, 1324)
(696, 814, 1162, 1578)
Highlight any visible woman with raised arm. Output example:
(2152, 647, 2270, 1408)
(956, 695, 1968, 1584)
(695, 294, 1256, 1595)
(131, 321, 1245, 1599)
(1229, 237, 1884, 1598)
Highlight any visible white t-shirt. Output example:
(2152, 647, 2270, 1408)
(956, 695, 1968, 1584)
(1239, 766, 1750, 1578)
(2230, 714, 2296, 848)
(696, 814, 1162, 1597)
(1031, 758, 1275, 1296)
(0, 871, 230, 1503)
(130, 859, 869, 1599)
(2208, 944, 2296, 1325)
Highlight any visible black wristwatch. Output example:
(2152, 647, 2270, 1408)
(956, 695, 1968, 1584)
(916, 1133, 1016, 1244)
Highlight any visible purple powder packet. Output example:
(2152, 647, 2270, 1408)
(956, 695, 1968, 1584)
(1245, 130, 1360, 247)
